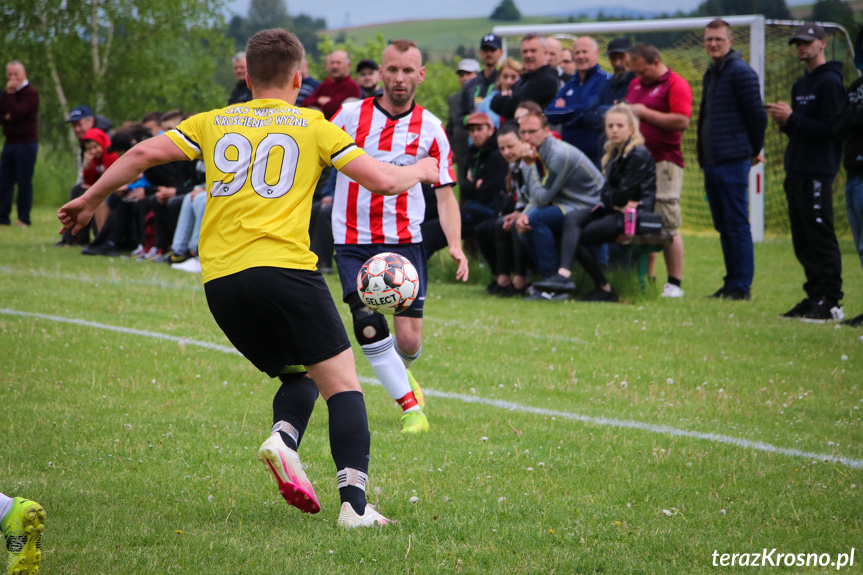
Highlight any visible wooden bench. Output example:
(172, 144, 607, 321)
(613, 234, 673, 290)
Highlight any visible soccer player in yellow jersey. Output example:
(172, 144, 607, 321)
(57, 28, 441, 528)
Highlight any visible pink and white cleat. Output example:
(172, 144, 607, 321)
(337, 503, 395, 528)
(257, 434, 321, 514)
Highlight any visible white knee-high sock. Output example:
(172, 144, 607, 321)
(0, 493, 13, 525)
(362, 335, 418, 412)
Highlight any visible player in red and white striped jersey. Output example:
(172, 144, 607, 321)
(332, 39, 469, 434)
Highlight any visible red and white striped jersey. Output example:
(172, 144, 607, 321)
(331, 98, 455, 245)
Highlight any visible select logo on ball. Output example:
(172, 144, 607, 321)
(356, 252, 420, 315)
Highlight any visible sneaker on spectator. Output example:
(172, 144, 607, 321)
(136, 246, 158, 260)
(842, 313, 863, 327)
(153, 250, 175, 263)
(168, 251, 193, 265)
(172, 256, 202, 273)
(661, 283, 684, 298)
(486, 280, 503, 295)
(709, 287, 726, 298)
(534, 273, 576, 293)
(582, 288, 619, 303)
(525, 290, 569, 301)
(130, 244, 146, 257)
(781, 298, 814, 319)
(497, 284, 527, 298)
(82, 242, 119, 257)
(800, 300, 844, 323)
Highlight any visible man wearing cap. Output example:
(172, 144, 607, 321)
(0, 60, 39, 227)
(593, 38, 636, 123)
(457, 34, 503, 126)
(490, 33, 559, 119)
(447, 58, 479, 190)
(545, 36, 610, 168)
(68, 105, 112, 141)
(425, 112, 508, 256)
(767, 22, 846, 322)
(697, 19, 767, 302)
(303, 50, 361, 120)
(227, 52, 253, 105)
(355, 59, 382, 99)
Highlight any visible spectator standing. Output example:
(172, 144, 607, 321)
(0, 60, 39, 227)
(697, 19, 767, 301)
(559, 49, 576, 82)
(331, 39, 468, 435)
(303, 50, 361, 120)
(768, 23, 846, 322)
(355, 59, 382, 99)
(490, 33, 560, 119)
(514, 110, 604, 299)
(594, 38, 636, 123)
(141, 111, 163, 137)
(545, 36, 610, 168)
(626, 43, 692, 298)
(457, 34, 504, 124)
(296, 56, 319, 106)
(834, 29, 863, 327)
(476, 58, 522, 128)
(447, 58, 479, 190)
(227, 52, 253, 105)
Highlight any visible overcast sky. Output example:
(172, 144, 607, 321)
(224, 0, 814, 28)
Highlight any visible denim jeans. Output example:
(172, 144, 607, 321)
(0, 142, 38, 225)
(518, 205, 565, 278)
(171, 192, 206, 254)
(847, 176, 863, 272)
(704, 160, 754, 292)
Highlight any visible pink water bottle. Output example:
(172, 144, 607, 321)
(624, 208, 637, 235)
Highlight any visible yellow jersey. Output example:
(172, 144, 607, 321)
(166, 99, 365, 283)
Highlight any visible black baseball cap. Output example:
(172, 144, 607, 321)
(789, 22, 826, 45)
(356, 58, 379, 73)
(480, 33, 502, 50)
(606, 37, 632, 55)
(68, 105, 94, 123)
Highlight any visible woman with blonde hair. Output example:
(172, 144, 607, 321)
(477, 58, 523, 127)
(533, 103, 656, 301)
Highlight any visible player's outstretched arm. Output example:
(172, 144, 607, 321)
(58, 135, 189, 236)
(435, 185, 469, 282)
(339, 155, 440, 197)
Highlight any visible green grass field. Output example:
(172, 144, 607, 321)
(2, 207, 862, 573)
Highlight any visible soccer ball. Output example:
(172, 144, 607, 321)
(356, 252, 420, 315)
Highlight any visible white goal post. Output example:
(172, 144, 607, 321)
(493, 16, 769, 241)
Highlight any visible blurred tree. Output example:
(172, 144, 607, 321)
(490, 0, 522, 22)
(692, 0, 790, 19)
(810, 0, 856, 35)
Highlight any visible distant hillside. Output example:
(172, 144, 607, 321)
(546, 6, 662, 19)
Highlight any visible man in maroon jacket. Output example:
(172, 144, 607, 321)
(302, 50, 361, 120)
(0, 60, 39, 227)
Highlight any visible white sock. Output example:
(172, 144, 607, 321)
(0, 493, 13, 526)
(396, 343, 421, 369)
(362, 335, 414, 407)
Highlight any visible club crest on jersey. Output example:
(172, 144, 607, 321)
(407, 132, 420, 145)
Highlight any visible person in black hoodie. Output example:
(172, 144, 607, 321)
(834, 26, 863, 327)
(767, 22, 846, 322)
(489, 33, 559, 119)
(422, 112, 508, 257)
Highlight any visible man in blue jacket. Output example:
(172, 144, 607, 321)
(545, 36, 610, 168)
(696, 19, 767, 301)
(767, 22, 846, 322)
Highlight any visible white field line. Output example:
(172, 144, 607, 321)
(2, 307, 862, 470)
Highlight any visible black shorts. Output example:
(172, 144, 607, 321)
(333, 243, 428, 318)
(204, 267, 351, 378)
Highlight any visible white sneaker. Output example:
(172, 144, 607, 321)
(130, 244, 146, 257)
(661, 283, 684, 298)
(171, 256, 201, 273)
(257, 434, 321, 514)
(337, 502, 395, 528)
(136, 246, 158, 260)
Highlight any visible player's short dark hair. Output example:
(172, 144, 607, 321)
(389, 39, 418, 53)
(630, 43, 662, 64)
(498, 120, 520, 138)
(246, 28, 304, 90)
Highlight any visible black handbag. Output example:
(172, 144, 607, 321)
(635, 212, 663, 235)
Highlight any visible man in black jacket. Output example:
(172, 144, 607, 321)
(227, 52, 252, 105)
(490, 33, 559, 119)
(834, 27, 863, 327)
(767, 22, 846, 322)
(697, 19, 767, 301)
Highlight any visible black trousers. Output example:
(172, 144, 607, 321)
(784, 175, 843, 302)
(560, 208, 622, 289)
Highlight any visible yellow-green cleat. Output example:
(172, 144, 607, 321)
(400, 409, 429, 434)
(406, 369, 425, 413)
(2, 497, 46, 575)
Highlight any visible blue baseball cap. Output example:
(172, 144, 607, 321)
(68, 106, 94, 123)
